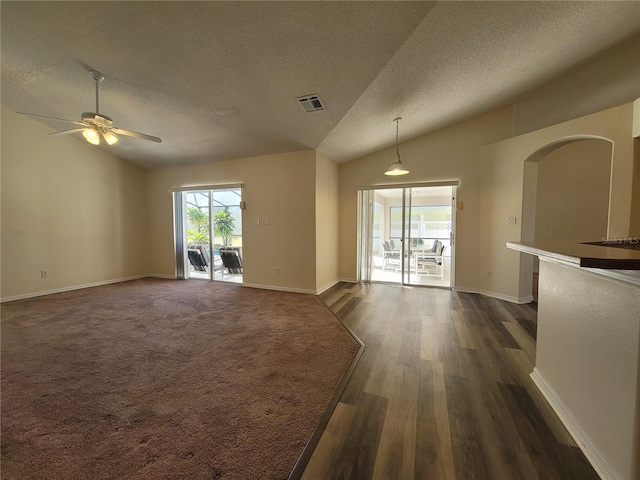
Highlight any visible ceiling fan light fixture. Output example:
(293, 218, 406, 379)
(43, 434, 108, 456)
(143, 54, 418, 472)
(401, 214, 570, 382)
(385, 117, 409, 176)
(83, 128, 100, 145)
(102, 130, 119, 145)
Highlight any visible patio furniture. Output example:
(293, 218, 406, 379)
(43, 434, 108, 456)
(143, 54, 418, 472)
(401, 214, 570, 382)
(382, 241, 401, 270)
(414, 240, 445, 279)
(188, 248, 208, 271)
(219, 247, 243, 274)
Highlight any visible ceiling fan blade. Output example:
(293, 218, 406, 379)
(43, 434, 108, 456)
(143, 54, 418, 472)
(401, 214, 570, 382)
(112, 127, 162, 143)
(17, 112, 86, 127)
(49, 128, 86, 137)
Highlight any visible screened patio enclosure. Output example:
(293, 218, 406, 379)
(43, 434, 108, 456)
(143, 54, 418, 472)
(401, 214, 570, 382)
(173, 186, 243, 283)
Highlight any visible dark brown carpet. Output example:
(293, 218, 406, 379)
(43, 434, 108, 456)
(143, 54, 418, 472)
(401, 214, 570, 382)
(1, 278, 359, 479)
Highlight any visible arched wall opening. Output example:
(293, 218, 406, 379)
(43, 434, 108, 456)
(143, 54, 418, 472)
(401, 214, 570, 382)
(521, 135, 613, 300)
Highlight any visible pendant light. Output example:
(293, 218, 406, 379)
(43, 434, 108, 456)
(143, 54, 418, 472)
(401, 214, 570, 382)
(385, 117, 409, 176)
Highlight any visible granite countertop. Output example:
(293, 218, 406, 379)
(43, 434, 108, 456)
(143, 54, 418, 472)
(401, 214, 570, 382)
(506, 240, 640, 270)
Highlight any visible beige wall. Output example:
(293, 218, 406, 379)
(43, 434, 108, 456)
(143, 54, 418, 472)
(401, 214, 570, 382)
(1, 105, 149, 300)
(514, 32, 640, 136)
(631, 98, 640, 236)
(631, 136, 640, 236)
(146, 150, 319, 293)
(480, 103, 636, 302)
(534, 139, 611, 243)
(315, 151, 339, 292)
(338, 106, 514, 287)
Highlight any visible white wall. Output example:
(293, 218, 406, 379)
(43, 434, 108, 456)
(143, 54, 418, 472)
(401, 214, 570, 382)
(1, 105, 149, 300)
(534, 260, 640, 480)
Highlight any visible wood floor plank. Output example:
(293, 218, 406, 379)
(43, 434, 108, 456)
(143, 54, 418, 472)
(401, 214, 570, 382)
(434, 290, 454, 324)
(457, 293, 488, 327)
(444, 374, 491, 479)
(415, 360, 456, 480)
(341, 334, 384, 406)
(515, 315, 537, 340)
(503, 348, 577, 447)
(460, 348, 540, 479)
(371, 365, 419, 479)
(420, 318, 441, 362)
(301, 402, 357, 479)
(318, 282, 348, 304)
(468, 325, 520, 386)
(397, 310, 422, 368)
(498, 299, 538, 325)
(301, 283, 600, 480)
(474, 298, 521, 350)
(336, 296, 363, 320)
(322, 392, 389, 480)
(498, 382, 599, 480)
(451, 308, 479, 350)
(502, 320, 536, 361)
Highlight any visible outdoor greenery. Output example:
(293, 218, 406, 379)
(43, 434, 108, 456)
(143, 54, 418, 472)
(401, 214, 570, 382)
(187, 207, 209, 245)
(186, 206, 237, 247)
(213, 209, 235, 246)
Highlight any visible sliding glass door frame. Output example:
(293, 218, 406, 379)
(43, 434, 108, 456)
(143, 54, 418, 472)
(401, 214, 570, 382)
(172, 184, 244, 282)
(357, 181, 458, 288)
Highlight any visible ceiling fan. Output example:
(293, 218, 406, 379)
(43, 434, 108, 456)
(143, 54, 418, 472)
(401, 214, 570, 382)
(19, 70, 162, 145)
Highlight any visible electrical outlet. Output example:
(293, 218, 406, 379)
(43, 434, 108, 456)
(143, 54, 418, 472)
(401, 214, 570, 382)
(275, 267, 280, 275)
(487, 270, 492, 278)
(41, 270, 48, 278)
(256, 218, 260, 225)
(507, 216, 517, 225)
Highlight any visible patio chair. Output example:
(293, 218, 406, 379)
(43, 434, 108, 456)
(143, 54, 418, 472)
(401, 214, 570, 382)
(187, 248, 208, 271)
(219, 247, 243, 274)
(415, 240, 445, 279)
(382, 241, 401, 270)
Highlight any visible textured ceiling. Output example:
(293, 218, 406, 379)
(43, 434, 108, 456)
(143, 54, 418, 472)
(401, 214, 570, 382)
(2, 1, 639, 169)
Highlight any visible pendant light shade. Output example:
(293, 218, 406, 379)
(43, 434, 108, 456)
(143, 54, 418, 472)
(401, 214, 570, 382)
(102, 130, 119, 145)
(385, 117, 409, 176)
(82, 128, 100, 145)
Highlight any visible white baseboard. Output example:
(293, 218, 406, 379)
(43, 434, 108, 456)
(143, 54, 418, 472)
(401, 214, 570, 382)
(454, 286, 533, 304)
(530, 368, 621, 480)
(338, 277, 357, 284)
(316, 279, 341, 295)
(1, 274, 150, 303)
(147, 273, 177, 280)
(241, 283, 317, 295)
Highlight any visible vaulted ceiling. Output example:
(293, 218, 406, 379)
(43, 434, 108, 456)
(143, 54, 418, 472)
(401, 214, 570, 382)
(2, 1, 639, 169)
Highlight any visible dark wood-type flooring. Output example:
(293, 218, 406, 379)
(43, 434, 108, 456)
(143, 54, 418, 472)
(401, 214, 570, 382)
(300, 283, 599, 480)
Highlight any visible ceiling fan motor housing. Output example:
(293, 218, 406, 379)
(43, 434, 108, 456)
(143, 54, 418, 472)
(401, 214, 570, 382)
(82, 112, 113, 128)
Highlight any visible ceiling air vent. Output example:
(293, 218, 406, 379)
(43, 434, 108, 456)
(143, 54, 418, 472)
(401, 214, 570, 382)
(297, 94, 325, 113)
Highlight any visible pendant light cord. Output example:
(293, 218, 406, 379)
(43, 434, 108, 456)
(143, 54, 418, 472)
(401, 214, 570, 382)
(395, 117, 401, 161)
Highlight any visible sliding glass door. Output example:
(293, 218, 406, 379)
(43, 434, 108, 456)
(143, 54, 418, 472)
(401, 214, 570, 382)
(174, 185, 243, 283)
(358, 184, 456, 288)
